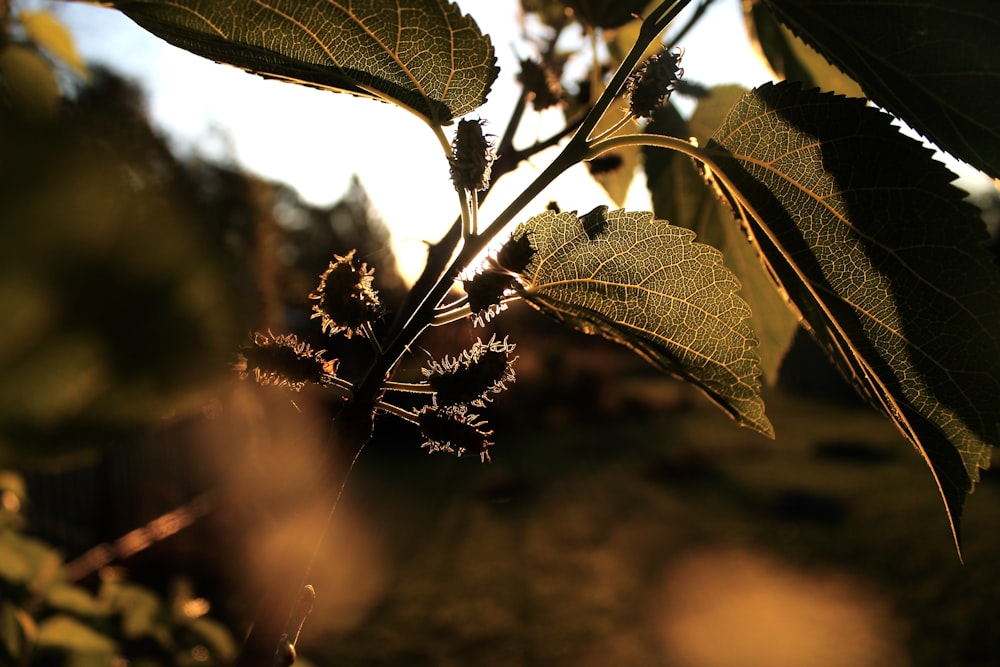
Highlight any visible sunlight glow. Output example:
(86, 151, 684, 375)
(58, 0, 774, 284)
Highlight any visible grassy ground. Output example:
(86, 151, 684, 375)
(289, 382, 1000, 667)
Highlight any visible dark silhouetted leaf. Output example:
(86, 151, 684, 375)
(515, 207, 772, 436)
(109, 0, 498, 126)
(706, 82, 1000, 543)
(743, 0, 862, 97)
(645, 91, 800, 383)
(763, 0, 1000, 178)
(567, 0, 648, 29)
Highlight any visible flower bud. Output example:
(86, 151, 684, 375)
(627, 47, 684, 119)
(418, 405, 494, 462)
(450, 118, 496, 192)
(462, 231, 536, 324)
(518, 58, 563, 110)
(236, 331, 338, 390)
(309, 249, 383, 338)
(424, 336, 517, 407)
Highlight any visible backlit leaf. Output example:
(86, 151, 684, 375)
(109, 0, 498, 126)
(706, 82, 1000, 544)
(762, 0, 1000, 179)
(515, 207, 772, 436)
(19, 10, 89, 77)
(644, 92, 799, 383)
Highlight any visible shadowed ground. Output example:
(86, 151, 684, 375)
(294, 383, 1000, 667)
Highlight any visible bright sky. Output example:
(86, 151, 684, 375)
(53, 1, 779, 281)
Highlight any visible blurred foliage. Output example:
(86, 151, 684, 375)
(0, 39, 406, 466)
(0, 470, 239, 666)
(0, 68, 247, 465)
(0, 2, 87, 119)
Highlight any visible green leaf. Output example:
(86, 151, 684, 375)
(706, 82, 1000, 544)
(743, 0, 862, 97)
(515, 206, 773, 436)
(19, 9, 89, 77)
(0, 528, 62, 594)
(185, 616, 238, 662)
(109, 0, 498, 126)
(103, 581, 172, 647)
(1, 601, 36, 664)
(762, 0, 1000, 179)
(644, 92, 800, 383)
(36, 614, 118, 656)
(47, 582, 110, 618)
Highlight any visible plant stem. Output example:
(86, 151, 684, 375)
(239, 3, 695, 663)
(374, 400, 421, 423)
(586, 131, 703, 163)
(381, 381, 435, 394)
(373, 0, 696, 394)
(431, 302, 474, 326)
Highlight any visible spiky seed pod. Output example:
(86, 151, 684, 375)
(463, 271, 516, 322)
(495, 231, 536, 273)
(309, 249, 383, 338)
(424, 336, 517, 407)
(450, 118, 495, 192)
(236, 331, 339, 390)
(518, 58, 563, 110)
(418, 405, 494, 462)
(626, 47, 684, 119)
(462, 232, 537, 324)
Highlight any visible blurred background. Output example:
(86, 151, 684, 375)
(2, 0, 1000, 665)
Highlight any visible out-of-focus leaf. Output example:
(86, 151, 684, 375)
(0, 45, 60, 118)
(644, 91, 799, 383)
(1, 601, 36, 664)
(742, 0, 862, 97)
(36, 614, 118, 657)
(19, 9, 89, 76)
(587, 95, 640, 206)
(0, 529, 61, 594)
(567, 0, 648, 29)
(47, 582, 110, 619)
(762, 0, 1000, 179)
(108, 0, 498, 126)
(706, 81, 1000, 544)
(0, 471, 26, 505)
(103, 581, 172, 648)
(515, 207, 772, 436)
(185, 616, 238, 662)
(0, 83, 244, 465)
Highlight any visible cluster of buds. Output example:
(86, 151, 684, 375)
(416, 336, 517, 462)
(236, 331, 338, 391)
(462, 231, 536, 325)
(418, 404, 494, 462)
(449, 118, 496, 193)
(518, 58, 563, 111)
(626, 47, 684, 119)
(309, 249, 383, 338)
(424, 336, 517, 407)
(236, 248, 382, 393)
